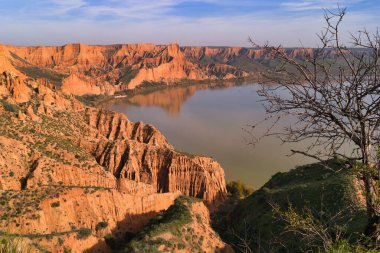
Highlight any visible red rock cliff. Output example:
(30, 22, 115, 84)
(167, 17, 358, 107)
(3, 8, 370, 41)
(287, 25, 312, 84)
(0, 74, 227, 252)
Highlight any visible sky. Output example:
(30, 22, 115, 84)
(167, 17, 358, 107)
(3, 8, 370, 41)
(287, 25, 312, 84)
(0, 0, 378, 47)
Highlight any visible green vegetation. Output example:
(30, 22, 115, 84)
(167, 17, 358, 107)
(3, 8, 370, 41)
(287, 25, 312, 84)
(50, 201, 60, 208)
(15, 66, 67, 88)
(0, 234, 30, 253)
(325, 240, 379, 253)
(76, 228, 92, 239)
(0, 186, 65, 226)
(95, 221, 108, 231)
(226, 180, 254, 198)
(118, 66, 139, 85)
(125, 196, 200, 252)
(225, 158, 367, 253)
(75, 94, 109, 106)
(0, 99, 19, 113)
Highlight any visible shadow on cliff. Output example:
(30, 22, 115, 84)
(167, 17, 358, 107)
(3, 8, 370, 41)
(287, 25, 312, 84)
(84, 210, 161, 253)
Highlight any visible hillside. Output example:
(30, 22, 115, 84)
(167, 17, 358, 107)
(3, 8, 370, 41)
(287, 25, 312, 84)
(0, 71, 227, 252)
(224, 159, 367, 252)
(124, 196, 233, 253)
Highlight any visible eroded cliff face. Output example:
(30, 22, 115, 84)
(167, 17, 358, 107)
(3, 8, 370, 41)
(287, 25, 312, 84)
(0, 73, 227, 252)
(0, 43, 331, 96)
(80, 106, 226, 206)
(0, 43, 259, 96)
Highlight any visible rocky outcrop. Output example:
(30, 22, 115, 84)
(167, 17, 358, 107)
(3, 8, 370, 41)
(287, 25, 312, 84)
(0, 76, 227, 252)
(0, 71, 31, 103)
(126, 196, 234, 253)
(61, 74, 117, 96)
(80, 107, 227, 207)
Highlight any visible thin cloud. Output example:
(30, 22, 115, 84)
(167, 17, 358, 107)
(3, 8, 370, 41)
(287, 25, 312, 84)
(0, 0, 377, 46)
(281, 0, 364, 11)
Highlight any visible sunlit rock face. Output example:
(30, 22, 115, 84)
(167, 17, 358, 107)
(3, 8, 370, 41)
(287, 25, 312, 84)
(0, 43, 257, 96)
(0, 73, 227, 252)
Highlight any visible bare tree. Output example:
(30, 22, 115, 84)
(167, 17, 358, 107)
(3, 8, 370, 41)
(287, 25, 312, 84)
(251, 7, 380, 244)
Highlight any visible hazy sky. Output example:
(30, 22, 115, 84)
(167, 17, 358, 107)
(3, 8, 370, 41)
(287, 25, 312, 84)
(0, 0, 378, 47)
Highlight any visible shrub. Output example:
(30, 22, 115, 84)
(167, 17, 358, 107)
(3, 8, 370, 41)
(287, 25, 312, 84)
(177, 242, 186, 249)
(325, 240, 379, 253)
(226, 180, 254, 198)
(76, 228, 92, 239)
(50, 201, 60, 208)
(104, 234, 117, 249)
(95, 221, 108, 231)
(0, 99, 19, 113)
(9, 171, 14, 177)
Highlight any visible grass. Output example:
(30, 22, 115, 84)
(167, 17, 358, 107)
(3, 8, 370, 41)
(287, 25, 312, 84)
(0, 234, 30, 253)
(225, 158, 367, 253)
(125, 196, 200, 252)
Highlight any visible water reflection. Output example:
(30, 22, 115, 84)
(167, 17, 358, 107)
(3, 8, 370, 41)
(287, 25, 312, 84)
(108, 83, 313, 188)
(111, 82, 244, 115)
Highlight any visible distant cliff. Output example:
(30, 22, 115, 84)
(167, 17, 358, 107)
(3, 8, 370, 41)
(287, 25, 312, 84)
(0, 43, 334, 96)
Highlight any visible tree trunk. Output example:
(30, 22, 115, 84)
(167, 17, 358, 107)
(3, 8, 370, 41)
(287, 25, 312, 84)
(363, 173, 380, 245)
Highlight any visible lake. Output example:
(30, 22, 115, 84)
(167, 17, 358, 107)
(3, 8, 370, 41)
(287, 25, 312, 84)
(107, 82, 313, 188)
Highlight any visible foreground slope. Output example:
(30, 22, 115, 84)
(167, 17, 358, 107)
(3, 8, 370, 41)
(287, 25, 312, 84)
(226, 159, 366, 252)
(0, 71, 227, 252)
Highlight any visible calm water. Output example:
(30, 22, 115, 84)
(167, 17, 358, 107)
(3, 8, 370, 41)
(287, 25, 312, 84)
(108, 83, 313, 188)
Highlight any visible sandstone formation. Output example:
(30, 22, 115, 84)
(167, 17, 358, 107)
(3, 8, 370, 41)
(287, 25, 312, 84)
(0, 73, 227, 252)
(126, 196, 234, 253)
(0, 43, 324, 96)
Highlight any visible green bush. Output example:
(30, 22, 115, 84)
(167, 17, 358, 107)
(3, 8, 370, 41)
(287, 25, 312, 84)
(50, 202, 60, 208)
(104, 234, 116, 249)
(0, 99, 19, 113)
(326, 240, 379, 253)
(95, 221, 108, 231)
(76, 228, 91, 239)
(226, 180, 254, 198)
